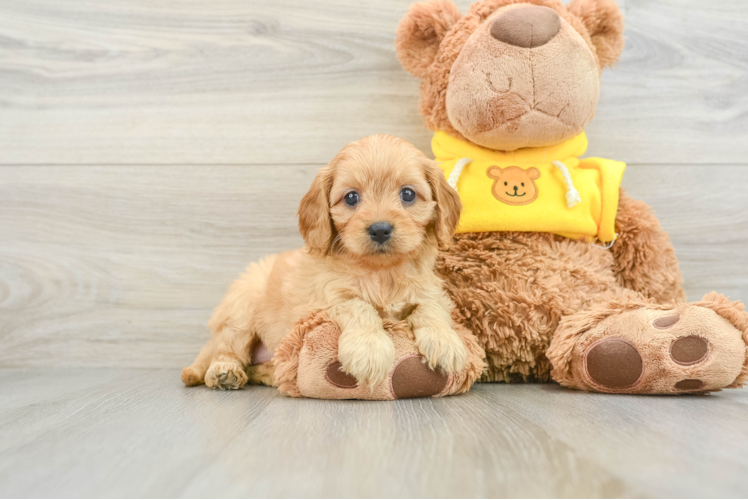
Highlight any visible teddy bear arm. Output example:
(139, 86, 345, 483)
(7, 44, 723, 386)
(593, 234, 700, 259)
(611, 189, 686, 304)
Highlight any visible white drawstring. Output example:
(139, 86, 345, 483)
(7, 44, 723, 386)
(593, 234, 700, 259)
(551, 161, 581, 208)
(447, 158, 472, 191)
(593, 233, 619, 250)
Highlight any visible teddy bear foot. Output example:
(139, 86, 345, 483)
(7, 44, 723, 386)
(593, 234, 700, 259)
(273, 312, 485, 400)
(547, 293, 748, 394)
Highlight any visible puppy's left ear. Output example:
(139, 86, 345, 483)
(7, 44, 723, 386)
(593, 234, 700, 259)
(298, 164, 335, 255)
(568, 0, 625, 69)
(424, 159, 461, 249)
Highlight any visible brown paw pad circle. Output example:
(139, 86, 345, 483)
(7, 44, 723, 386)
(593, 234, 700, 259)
(653, 314, 680, 329)
(390, 355, 448, 399)
(675, 379, 704, 391)
(670, 336, 709, 365)
(584, 338, 643, 390)
(325, 361, 358, 389)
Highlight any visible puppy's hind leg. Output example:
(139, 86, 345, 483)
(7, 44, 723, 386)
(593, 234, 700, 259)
(205, 326, 254, 390)
(204, 257, 276, 390)
(182, 338, 215, 386)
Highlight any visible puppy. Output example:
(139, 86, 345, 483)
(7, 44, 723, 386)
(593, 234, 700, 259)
(182, 134, 465, 390)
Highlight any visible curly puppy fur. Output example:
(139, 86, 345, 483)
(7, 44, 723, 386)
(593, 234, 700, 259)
(182, 134, 467, 390)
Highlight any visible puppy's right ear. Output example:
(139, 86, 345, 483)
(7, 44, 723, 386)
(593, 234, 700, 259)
(424, 158, 462, 249)
(298, 165, 334, 255)
(395, 0, 461, 79)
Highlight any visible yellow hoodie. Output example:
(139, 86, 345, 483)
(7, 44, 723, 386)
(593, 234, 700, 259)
(433, 131, 626, 243)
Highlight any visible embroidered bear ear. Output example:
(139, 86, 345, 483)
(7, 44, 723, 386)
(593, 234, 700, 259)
(395, 0, 462, 79)
(567, 0, 625, 69)
(527, 167, 541, 180)
(486, 166, 503, 179)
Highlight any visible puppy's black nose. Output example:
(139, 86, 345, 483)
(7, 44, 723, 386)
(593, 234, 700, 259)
(368, 222, 393, 244)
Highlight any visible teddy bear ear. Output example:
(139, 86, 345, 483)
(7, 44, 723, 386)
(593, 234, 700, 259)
(395, 0, 462, 79)
(567, 0, 625, 69)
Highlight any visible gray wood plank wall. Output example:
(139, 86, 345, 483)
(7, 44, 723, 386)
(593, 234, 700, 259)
(1, 0, 746, 369)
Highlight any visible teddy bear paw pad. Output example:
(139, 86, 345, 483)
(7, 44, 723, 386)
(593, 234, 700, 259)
(674, 379, 705, 391)
(325, 361, 358, 389)
(653, 314, 680, 329)
(584, 338, 643, 390)
(670, 335, 709, 365)
(390, 355, 448, 399)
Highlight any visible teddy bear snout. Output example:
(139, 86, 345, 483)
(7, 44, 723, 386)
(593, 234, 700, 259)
(490, 5, 561, 49)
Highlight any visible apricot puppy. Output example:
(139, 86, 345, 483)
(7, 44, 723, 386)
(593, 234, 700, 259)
(182, 134, 465, 390)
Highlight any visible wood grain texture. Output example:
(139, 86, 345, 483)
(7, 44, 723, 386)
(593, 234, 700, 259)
(0, 164, 746, 369)
(0, 0, 747, 165)
(1, 368, 747, 498)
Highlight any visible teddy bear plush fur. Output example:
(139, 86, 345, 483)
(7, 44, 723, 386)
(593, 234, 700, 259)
(394, 0, 748, 393)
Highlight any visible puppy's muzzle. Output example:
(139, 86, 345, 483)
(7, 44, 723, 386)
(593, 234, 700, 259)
(368, 222, 393, 244)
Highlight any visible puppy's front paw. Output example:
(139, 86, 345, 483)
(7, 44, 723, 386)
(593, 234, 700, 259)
(415, 327, 467, 374)
(338, 331, 395, 389)
(205, 360, 248, 390)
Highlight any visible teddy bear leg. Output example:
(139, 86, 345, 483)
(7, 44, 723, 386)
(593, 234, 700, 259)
(547, 293, 748, 394)
(273, 312, 485, 400)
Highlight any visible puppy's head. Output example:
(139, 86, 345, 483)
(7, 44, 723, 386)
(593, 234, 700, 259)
(298, 134, 461, 267)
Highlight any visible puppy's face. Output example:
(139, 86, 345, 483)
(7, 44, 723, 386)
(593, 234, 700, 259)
(298, 135, 461, 267)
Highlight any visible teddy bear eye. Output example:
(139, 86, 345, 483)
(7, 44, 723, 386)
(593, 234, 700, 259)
(521, 182, 525, 187)
(504, 181, 508, 186)
(344, 191, 359, 207)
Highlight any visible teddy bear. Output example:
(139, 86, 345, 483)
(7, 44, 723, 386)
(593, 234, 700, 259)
(240, 0, 747, 399)
(391, 0, 748, 394)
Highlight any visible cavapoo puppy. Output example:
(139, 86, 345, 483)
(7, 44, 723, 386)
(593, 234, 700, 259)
(182, 134, 465, 390)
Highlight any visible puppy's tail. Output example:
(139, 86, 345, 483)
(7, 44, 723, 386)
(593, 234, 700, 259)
(181, 338, 214, 386)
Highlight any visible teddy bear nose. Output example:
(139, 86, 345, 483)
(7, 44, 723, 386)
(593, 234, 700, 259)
(490, 5, 561, 48)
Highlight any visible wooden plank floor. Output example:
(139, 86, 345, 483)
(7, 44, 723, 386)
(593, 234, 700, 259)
(1, 368, 747, 498)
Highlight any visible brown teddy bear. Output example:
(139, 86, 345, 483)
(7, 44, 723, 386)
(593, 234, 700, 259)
(249, 0, 747, 399)
(391, 0, 748, 394)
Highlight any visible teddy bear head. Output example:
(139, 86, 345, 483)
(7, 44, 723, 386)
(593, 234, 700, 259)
(395, 0, 624, 152)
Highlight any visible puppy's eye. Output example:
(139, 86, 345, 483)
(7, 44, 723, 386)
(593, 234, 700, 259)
(344, 191, 359, 207)
(400, 187, 416, 204)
